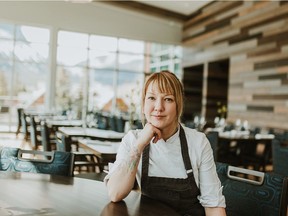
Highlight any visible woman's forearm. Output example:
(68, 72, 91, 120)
(205, 207, 226, 216)
(107, 145, 142, 202)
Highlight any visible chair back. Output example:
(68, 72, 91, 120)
(96, 113, 108, 130)
(272, 139, 288, 176)
(55, 133, 73, 152)
(20, 111, 30, 140)
(115, 116, 125, 133)
(108, 116, 117, 131)
(30, 116, 40, 149)
(40, 121, 54, 151)
(274, 131, 288, 142)
(216, 162, 288, 216)
(0, 147, 74, 177)
(206, 131, 219, 161)
(239, 138, 272, 171)
(134, 119, 143, 129)
(16, 108, 23, 136)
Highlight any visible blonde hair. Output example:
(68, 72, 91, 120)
(141, 71, 184, 124)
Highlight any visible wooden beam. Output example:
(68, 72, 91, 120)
(99, 1, 188, 23)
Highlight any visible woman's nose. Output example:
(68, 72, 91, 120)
(154, 99, 164, 111)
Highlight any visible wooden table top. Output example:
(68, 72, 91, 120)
(24, 109, 56, 117)
(78, 139, 120, 156)
(0, 171, 179, 216)
(77, 139, 120, 172)
(46, 119, 84, 128)
(218, 131, 275, 143)
(58, 127, 125, 142)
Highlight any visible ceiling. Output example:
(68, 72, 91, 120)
(99, 0, 214, 23)
(135, 0, 213, 16)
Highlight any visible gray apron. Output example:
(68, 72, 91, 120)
(141, 125, 205, 216)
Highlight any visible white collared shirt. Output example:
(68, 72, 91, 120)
(105, 124, 226, 208)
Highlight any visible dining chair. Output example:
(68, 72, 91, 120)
(115, 116, 126, 133)
(239, 139, 272, 172)
(272, 139, 288, 176)
(208, 131, 241, 166)
(206, 131, 219, 161)
(20, 111, 30, 141)
(55, 133, 103, 175)
(274, 131, 288, 142)
(95, 113, 108, 130)
(108, 116, 117, 131)
(0, 147, 75, 177)
(55, 132, 78, 152)
(134, 119, 143, 129)
(15, 108, 23, 137)
(29, 116, 42, 150)
(216, 162, 288, 216)
(40, 121, 57, 152)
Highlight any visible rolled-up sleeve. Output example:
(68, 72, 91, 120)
(197, 135, 226, 207)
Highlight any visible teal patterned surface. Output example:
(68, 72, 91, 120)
(272, 139, 288, 176)
(0, 147, 74, 177)
(216, 162, 288, 216)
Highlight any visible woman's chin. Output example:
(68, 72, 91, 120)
(150, 121, 163, 129)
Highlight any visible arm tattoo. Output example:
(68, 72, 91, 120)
(126, 145, 141, 172)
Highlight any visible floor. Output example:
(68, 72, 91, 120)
(0, 132, 31, 149)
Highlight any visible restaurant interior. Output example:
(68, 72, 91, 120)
(0, 1, 287, 215)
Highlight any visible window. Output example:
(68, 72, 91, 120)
(0, 23, 50, 131)
(55, 31, 183, 122)
(148, 43, 182, 78)
(0, 24, 181, 132)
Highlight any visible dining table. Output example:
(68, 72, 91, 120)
(218, 131, 275, 155)
(217, 130, 275, 170)
(78, 139, 120, 171)
(78, 139, 120, 157)
(0, 171, 179, 216)
(218, 130, 275, 142)
(24, 109, 57, 117)
(58, 127, 125, 142)
(46, 119, 84, 131)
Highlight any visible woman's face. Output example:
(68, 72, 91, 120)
(143, 82, 178, 130)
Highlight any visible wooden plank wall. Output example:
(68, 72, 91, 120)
(182, 0, 288, 130)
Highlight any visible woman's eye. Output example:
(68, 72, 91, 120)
(165, 98, 173, 102)
(147, 96, 155, 100)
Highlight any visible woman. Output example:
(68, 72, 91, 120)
(105, 71, 226, 216)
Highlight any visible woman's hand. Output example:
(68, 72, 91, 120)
(136, 123, 162, 150)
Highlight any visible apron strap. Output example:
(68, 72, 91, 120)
(179, 125, 194, 176)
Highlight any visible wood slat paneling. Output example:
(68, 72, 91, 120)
(254, 58, 288, 70)
(253, 94, 288, 100)
(182, 1, 288, 130)
(247, 105, 274, 112)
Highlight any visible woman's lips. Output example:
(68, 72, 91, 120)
(152, 115, 164, 119)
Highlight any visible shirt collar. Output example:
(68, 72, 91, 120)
(166, 124, 180, 144)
